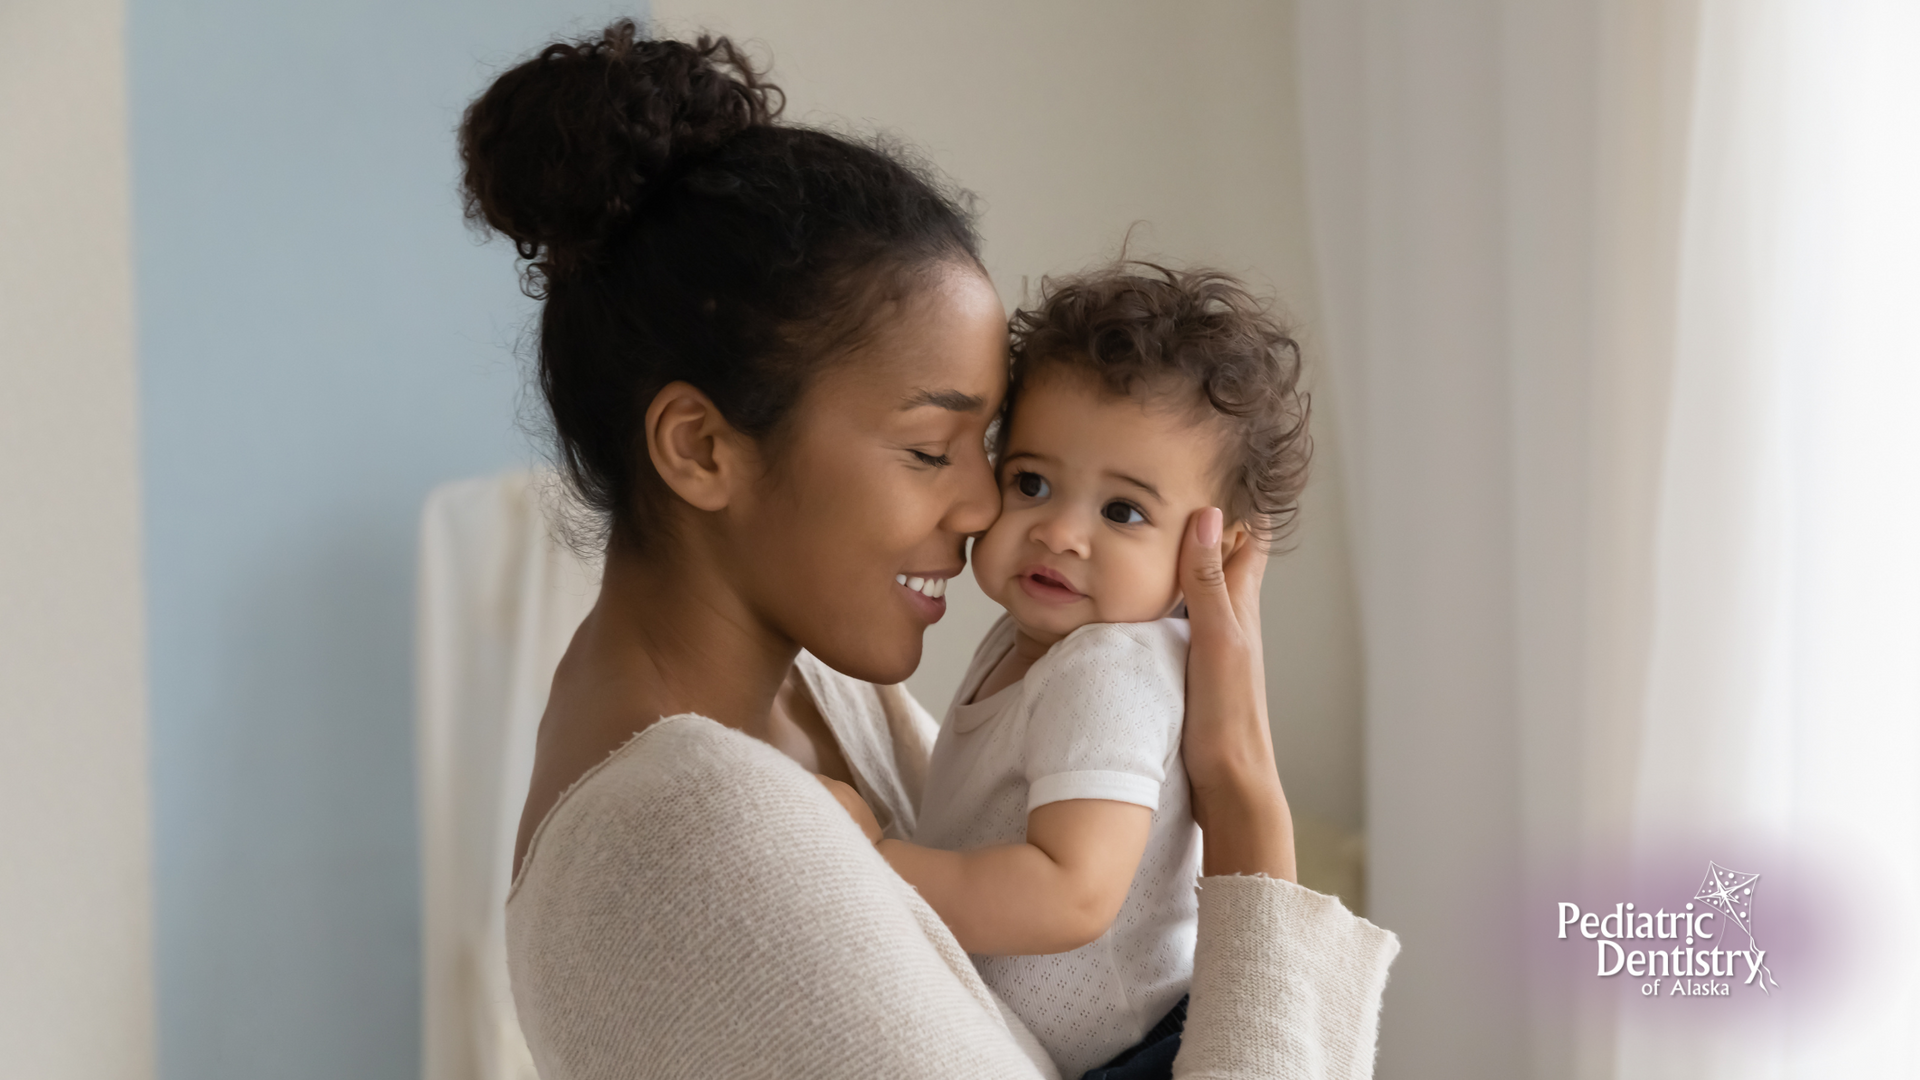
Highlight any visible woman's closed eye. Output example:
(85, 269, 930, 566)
(1012, 470, 1050, 499)
(908, 448, 953, 468)
(1102, 500, 1147, 525)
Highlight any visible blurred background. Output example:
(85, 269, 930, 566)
(2, 1, 1914, 1079)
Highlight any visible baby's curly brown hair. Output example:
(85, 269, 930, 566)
(1004, 262, 1311, 544)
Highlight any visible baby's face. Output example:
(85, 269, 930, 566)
(972, 366, 1227, 645)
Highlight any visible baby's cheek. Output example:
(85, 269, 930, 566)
(970, 519, 1016, 595)
(1148, 558, 1186, 615)
(1101, 546, 1184, 623)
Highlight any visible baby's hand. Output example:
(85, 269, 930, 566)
(815, 775, 882, 844)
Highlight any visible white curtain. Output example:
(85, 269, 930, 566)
(1295, 1, 1920, 1076)
(416, 471, 599, 1080)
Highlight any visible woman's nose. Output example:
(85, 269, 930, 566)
(944, 446, 1001, 537)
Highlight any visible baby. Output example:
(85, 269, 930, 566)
(876, 263, 1310, 1080)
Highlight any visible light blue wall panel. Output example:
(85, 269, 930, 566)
(129, 3, 635, 1077)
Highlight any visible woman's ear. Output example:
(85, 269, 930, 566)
(644, 381, 751, 513)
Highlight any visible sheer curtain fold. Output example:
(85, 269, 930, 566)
(417, 471, 599, 1080)
(1295, 0, 1920, 1076)
(1624, 0, 1920, 1073)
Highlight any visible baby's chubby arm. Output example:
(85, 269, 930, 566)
(877, 799, 1151, 956)
(815, 775, 883, 842)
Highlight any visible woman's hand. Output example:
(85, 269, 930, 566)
(816, 775, 883, 844)
(1178, 507, 1298, 882)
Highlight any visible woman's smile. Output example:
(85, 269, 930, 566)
(897, 571, 957, 622)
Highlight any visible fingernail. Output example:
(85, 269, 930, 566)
(1198, 507, 1222, 548)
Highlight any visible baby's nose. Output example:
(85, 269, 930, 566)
(1029, 509, 1091, 557)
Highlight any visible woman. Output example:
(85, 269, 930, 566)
(460, 22, 1398, 1080)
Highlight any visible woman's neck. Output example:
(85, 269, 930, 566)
(571, 538, 798, 736)
(514, 533, 815, 881)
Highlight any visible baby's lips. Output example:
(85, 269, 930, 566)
(1023, 565, 1080, 594)
(1016, 565, 1088, 604)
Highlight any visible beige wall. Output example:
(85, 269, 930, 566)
(653, 0, 1367, 837)
(0, 0, 156, 1076)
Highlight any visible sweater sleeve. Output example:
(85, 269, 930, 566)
(1174, 875, 1401, 1080)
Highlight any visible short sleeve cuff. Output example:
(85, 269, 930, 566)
(1027, 770, 1162, 812)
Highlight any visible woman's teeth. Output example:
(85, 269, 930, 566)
(896, 574, 948, 599)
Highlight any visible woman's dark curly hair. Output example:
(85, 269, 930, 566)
(1005, 263, 1311, 544)
(459, 21, 982, 549)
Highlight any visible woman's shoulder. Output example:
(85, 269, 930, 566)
(503, 715, 1055, 1080)
(504, 713, 854, 1015)
(509, 714, 800, 900)
(555, 712, 765, 800)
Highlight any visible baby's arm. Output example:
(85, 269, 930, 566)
(815, 775, 883, 842)
(877, 799, 1151, 955)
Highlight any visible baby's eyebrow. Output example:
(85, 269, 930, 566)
(1107, 471, 1165, 503)
(899, 388, 987, 413)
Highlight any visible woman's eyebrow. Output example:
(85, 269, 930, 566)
(899, 388, 987, 412)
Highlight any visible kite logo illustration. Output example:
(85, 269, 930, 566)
(1555, 861, 1781, 998)
(1693, 861, 1777, 993)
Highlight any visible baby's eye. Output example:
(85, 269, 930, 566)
(1013, 471, 1049, 499)
(1102, 501, 1146, 525)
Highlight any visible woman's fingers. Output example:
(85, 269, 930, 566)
(1218, 523, 1269, 729)
(1178, 508, 1268, 732)
(1178, 507, 1229, 627)
(1179, 508, 1243, 730)
(1178, 508, 1294, 880)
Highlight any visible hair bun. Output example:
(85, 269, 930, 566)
(460, 21, 781, 282)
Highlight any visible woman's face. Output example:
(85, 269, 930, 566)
(723, 262, 1009, 684)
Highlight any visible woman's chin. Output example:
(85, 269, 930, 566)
(806, 631, 922, 687)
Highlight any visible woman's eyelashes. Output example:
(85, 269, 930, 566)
(908, 448, 953, 468)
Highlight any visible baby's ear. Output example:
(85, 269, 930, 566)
(1221, 521, 1251, 561)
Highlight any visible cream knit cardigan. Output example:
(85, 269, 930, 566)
(506, 654, 1399, 1080)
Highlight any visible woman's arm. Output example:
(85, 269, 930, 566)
(1176, 507, 1297, 881)
(1170, 508, 1400, 1078)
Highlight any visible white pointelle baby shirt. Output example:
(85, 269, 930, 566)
(913, 614, 1198, 1080)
